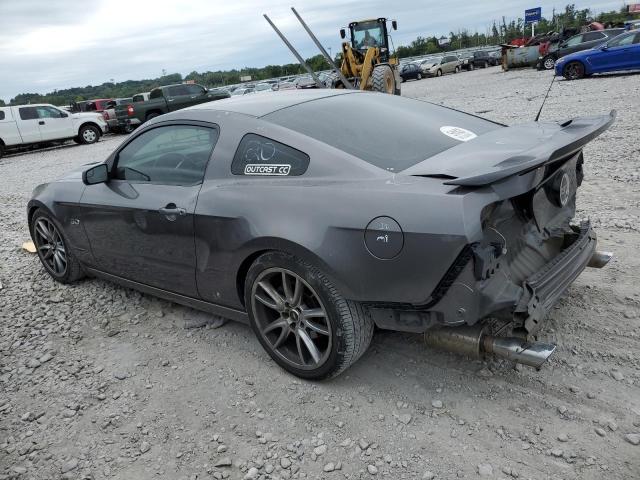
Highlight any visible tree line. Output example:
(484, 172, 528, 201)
(3, 4, 637, 106)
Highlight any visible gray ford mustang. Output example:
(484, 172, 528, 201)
(28, 90, 614, 379)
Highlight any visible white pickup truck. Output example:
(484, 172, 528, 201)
(0, 104, 108, 158)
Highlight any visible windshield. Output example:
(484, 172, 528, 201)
(255, 84, 271, 91)
(351, 21, 384, 49)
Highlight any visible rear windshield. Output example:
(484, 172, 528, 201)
(264, 93, 502, 172)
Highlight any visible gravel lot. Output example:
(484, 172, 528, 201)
(1, 67, 639, 480)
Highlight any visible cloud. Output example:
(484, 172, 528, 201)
(0, 0, 625, 101)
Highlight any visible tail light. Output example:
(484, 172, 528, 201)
(102, 111, 109, 120)
(127, 105, 134, 116)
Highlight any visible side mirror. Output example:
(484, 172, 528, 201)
(340, 28, 346, 39)
(60, 112, 68, 118)
(83, 164, 109, 185)
(392, 20, 397, 31)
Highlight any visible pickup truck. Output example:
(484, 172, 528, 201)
(0, 104, 108, 158)
(102, 98, 133, 133)
(115, 83, 229, 131)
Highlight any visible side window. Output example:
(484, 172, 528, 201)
(149, 89, 163, 99)
(231, 134, 310, 176)
(582, 32, 605, 42)
(36, 106, 63, 118)
(608, 33, 635, 47)
(167, 85, 188, 96)
(19, 107, 38, 120)
(0, 110, 5, 121)
(565, 35, 583, 46)
(114, 125, 218, 185)
(186, 84, 206, 95)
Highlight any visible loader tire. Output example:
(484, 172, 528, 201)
(372, 65, 395, 95)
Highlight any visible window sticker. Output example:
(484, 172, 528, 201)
(440, 126, 477, 142)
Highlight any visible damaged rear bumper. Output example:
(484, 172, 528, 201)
(368, 221, 598, 334)
(515, 221, 596, 333)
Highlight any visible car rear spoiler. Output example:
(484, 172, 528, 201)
(430, 110, 616, 187)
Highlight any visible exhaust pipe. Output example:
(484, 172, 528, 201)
(424, 326, 556, 369)
(588, 250, 613, 268)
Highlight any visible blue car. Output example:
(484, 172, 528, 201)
(555, 30, 640, 80)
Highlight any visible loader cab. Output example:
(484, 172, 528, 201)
(341, 18, 396, 61)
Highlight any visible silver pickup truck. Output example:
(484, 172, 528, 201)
(0, 104, 107, 158)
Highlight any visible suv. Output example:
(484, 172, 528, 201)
(539, 28, 626, 69)
(471, 50, 499, 68)
(420, 55, 461, 76)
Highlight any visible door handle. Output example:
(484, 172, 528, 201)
(39, 120, 45, 125)
(158, 205, 186, 216)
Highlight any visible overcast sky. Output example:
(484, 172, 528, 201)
(0, 0, 626, 102)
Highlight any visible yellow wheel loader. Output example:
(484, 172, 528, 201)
(265, 9, 401, 96)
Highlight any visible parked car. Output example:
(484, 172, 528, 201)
(231, 87, 254, 96)
(26, 90, 614, 379)
(471, 50, 499, 68)
(114, 83, 229, 131)
(0, 104, 107, 158)
(539, 28, 626, 70)
(420, 55, 461, 76)
(102, 98, 133, 133)
(400, 62, 423, 81)
(294, 76, 318, 88)
(132, 92, 150, 103)
(458, 52, 476, 71)
(555, 29, 640, 80)
(71, 98, 113, 113)
(254, 83, 273, 94)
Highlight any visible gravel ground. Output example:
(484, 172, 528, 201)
(1, 67, 639, 480)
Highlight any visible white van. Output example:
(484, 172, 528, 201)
(0, 104, 108, 158)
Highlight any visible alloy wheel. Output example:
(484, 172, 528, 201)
(34, 218, 67, 276)
(565, 62, 584, 80)
(251, 268, 332, 370)
(543, 57, 555, 70)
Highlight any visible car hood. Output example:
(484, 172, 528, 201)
(401, 111, 616, 186)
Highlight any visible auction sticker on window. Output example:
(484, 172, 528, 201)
(440, 126, 477, 142)
(244, 164, 291, 176)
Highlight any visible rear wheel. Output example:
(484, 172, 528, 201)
(0, 142, 4, 159)
(455, 66, 460, 73)
(436, 69, 442, 77)
(371, 64, 396, 94)
(245, 251, 373, 380)
(31, 210, 84, 283)
(483, 61, 489, 68)
(417, 72, 422, 80)
(78, 125, 99, 144)
(145, 112, 161, 122)
(563, 61, 585, 80)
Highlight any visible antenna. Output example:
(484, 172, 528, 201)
(534, 73, 556, 122)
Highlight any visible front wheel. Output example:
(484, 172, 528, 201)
(371, 64, 396, 94)
(436, 69, 442, 77)
(563, 61, 585, 80)
(31, 210, 84, 283)
(78, 125, 100, 144)
(245, 252, 374, 380)
(542, 55, 556, 70)
(417, 72, 422, 80)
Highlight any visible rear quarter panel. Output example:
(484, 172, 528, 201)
(0, 107, 23, 146)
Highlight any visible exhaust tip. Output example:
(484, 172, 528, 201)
(486, 336, 556, 369)
(588, 250, 613, 268)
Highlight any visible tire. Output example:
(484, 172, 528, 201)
(78, 125, 99, 144)
(469, 63, 475, 71)
(245, 251, 374, 380)
(483, 61, 489, 68)
(455, 66, 460, 73)
(371, 64, 396, 94)
(145, 112, 161, 122)
(436, 69, 442, 77)
(123, 122, 134, 134)
(31, 209, 84, 284)
(542, 55, 556, 70)
(0, 142, 4, 159)
(417, 72, 422, 80)
(563, 61, 585, 80)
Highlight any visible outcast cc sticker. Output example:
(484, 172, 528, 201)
(440, 126, 477, 142)
(244, 164, 291, 176)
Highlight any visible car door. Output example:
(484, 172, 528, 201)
(79, 122, 219, 297)
(184, 84, 210, 106)
(579, 31, 607, 52)
(16, 107, 42, 143)
(165, 85, 191, 111)
(445, 56, 456, 73)
(559, 34, 584, 56)
(35, 106, 75, 141)
(591, 32, 640, 71)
